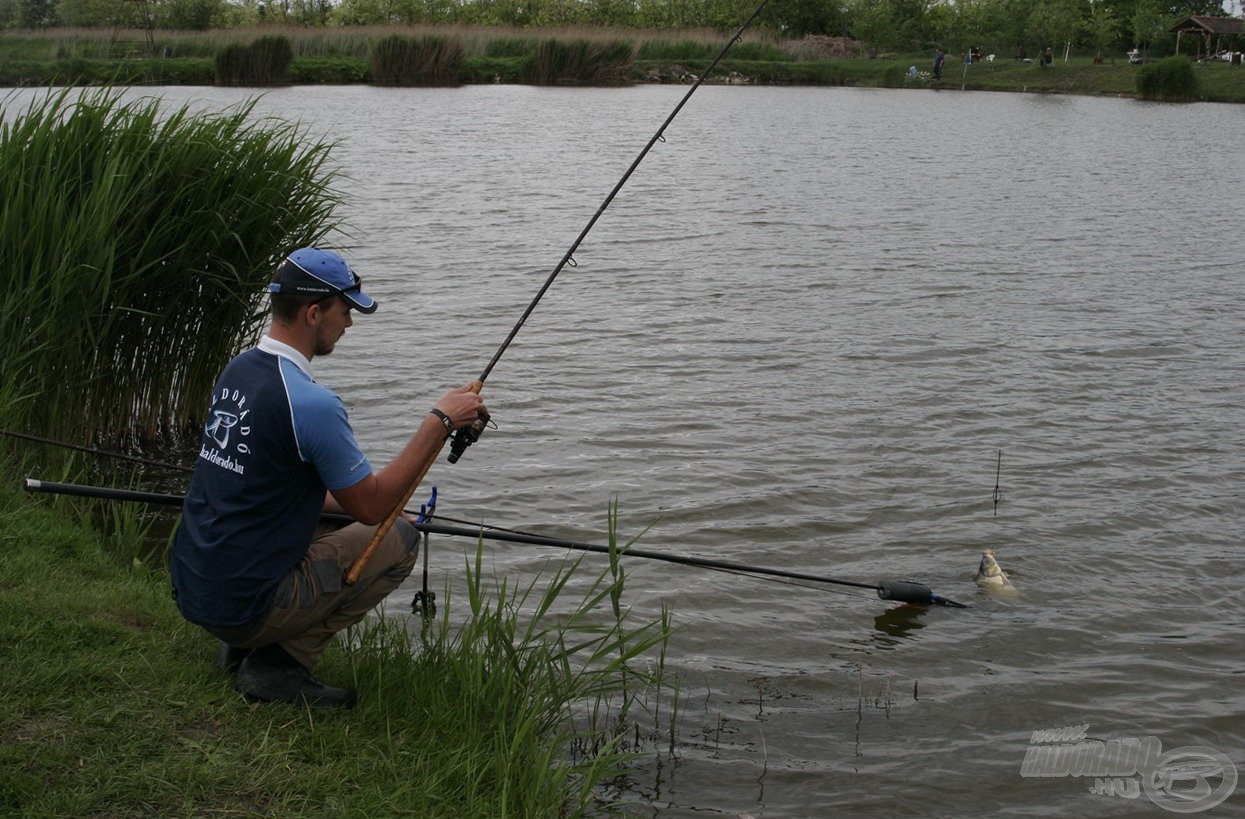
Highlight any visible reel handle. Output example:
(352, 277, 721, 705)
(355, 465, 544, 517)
(447, 380, 486, 464)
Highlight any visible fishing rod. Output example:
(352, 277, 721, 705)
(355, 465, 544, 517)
(459, 0, 775, 418)
(347, 0, 776, 585)
(0, 428, 192, 474)
(21, 479, 970, 608)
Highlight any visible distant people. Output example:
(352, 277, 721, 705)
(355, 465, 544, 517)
(1015, 45, 1026, 61)
(1042, 47, 1054, 66)
(933, 49, 946, 80)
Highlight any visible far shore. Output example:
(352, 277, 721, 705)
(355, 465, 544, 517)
(2, 28, 1243, 103)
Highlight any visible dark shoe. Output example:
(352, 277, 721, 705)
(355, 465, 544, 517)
(214, 643, 251, 675)
(235, 645, 356, 709)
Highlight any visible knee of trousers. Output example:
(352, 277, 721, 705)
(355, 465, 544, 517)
(394, 517, 418, 554)
(388, 518, 419, 577)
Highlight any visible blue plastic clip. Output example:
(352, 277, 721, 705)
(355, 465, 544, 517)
(417, 486, 438, 524)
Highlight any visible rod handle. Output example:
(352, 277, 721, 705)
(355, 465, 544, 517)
(344, 380, 483, 586)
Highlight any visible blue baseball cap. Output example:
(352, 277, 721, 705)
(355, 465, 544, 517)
(268, 248, 377, 314)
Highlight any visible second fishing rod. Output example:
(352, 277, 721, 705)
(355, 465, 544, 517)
(24, 479, 970, 608)
(346, 0, 775, 584)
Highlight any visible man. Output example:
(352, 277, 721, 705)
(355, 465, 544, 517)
(933, 48, 946, 80)
(170, 248, 488, 708)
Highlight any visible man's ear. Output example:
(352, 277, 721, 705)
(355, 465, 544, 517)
(303, 300, 323, 326)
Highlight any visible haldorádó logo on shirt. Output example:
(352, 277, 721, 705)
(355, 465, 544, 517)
(198, 445, 246, 475)
(202, 387, 253, 473)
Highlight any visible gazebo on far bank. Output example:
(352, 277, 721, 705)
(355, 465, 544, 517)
(1170, 15, 1243, 60)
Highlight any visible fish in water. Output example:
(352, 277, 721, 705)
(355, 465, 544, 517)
(975, 548, 1014, 589)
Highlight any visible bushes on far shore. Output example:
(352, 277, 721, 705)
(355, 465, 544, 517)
(1136, 55, 1201, 101)
(1, 28, 1242, 99)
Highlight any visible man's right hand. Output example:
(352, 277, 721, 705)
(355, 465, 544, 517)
(433, 383, 488, 430)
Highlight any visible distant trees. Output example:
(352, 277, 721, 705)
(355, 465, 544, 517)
(13, 0, 61, 27)
(21, 0, 225, 28)
(1084, 3, 1121, 56)
(0, 0, 1228, 57)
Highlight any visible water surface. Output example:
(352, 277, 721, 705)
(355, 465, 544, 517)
(14, 83, 1243, 815)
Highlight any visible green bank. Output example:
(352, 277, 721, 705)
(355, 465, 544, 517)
(1, 27, 1243, 102)
(0, 469, 673, 816)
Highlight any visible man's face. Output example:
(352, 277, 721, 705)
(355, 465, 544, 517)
(312, 296, 353, 356)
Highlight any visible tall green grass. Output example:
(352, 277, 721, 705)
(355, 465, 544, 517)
(370, 33, 464, 85)
(527, 38, 635, 85)
(339, 535, 674, 812)
(0, 88, 341, 449)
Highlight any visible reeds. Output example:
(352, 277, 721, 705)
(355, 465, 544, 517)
(369, 33, 464, 85)
(0, 88, 341, 448)
(636, 38, 790, 62)
(1136, 55, 1202, 101)
(214, 34, 293, 85)
(527, 38, 635, 85)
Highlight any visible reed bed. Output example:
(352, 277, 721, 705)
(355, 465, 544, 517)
(636, 37, 791, 62)
(527, 38, 635, 85)
(2, 24, 777, 61)
(0, 88, 341, 448)
(213, 34, 293, 85)
(369, 33, 464, 85)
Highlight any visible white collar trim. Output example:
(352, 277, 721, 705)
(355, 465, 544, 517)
(258, 335, 313, 377)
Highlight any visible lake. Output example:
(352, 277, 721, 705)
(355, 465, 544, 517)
(13, 81, 1244, 815)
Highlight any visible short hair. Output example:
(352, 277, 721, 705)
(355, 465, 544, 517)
(270, 291, 337, 322)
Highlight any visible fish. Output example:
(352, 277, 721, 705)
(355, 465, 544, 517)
(975, 548, 1014, 589)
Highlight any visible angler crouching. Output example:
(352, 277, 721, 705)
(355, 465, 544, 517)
(170, 248, 488, 708)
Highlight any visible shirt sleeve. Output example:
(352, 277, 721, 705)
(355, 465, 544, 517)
(283, 362, 373, 491)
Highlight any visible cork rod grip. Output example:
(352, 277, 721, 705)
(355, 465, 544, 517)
(343, 380, 483, 585)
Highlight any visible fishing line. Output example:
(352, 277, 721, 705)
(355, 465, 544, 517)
(446, 0, 776, 465)
(346, 0, 777, 584)
(992, 449, 1002, 516)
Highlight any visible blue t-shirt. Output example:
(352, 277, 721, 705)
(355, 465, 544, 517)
(170, 337, 373, 628)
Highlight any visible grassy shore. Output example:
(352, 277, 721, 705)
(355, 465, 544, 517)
(0, 468, 673, 816)
(1, 26, 1243, 102)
